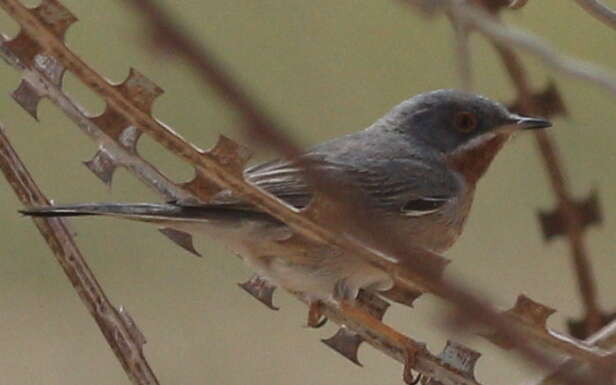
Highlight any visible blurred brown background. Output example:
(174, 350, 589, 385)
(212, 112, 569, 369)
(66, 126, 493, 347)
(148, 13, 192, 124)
(0, 1, 615, 384)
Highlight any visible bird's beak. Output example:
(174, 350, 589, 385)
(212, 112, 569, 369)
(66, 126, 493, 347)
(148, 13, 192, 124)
(508, 114, 552, 130)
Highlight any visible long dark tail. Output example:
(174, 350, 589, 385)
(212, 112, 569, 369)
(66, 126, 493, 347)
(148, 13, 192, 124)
(20, 202, 278, 224)
(20, 203, 184, 219)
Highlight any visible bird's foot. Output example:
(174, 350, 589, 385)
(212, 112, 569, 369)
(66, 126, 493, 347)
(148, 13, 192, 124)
(307, 300, 328, 328)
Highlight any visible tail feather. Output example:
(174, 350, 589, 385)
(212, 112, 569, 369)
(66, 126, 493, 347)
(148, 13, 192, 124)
(20, 203, 179, 218)
(19, 202, 279, 224)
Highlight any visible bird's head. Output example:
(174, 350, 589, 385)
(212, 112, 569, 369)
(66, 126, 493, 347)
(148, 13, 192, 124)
(387, 89, 551, 182)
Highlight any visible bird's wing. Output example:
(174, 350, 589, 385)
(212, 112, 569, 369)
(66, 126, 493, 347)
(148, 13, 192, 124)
(207, 157, 319, 211)
(208, 155, 459, 217)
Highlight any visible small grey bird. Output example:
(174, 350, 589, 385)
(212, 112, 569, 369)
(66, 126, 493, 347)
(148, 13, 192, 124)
(22, 89, 550, 302)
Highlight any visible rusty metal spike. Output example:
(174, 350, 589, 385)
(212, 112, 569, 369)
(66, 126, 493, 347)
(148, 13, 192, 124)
(5, 32, 41, 67)
(90, 107, 143, 152)
(537, 209, 562, 241)
(321, 326, 364, 366)
(382, 285, 423, 308)
(437, 341, 481, 381)
(32, 0, 78, 40)
(83, 148, 117, 186)
(481, 295, 556, 349)
(538, 191, 602, 241)
(12, 79, 43, 120)
(207, 135, 252, 175)
(159, 228, 201, 257)
(508, 82, 567, 118)
(534, 81, 568, 117)
(116, 68, 164, 114)
(238, 274, 279, 311)
(507, 294, 556, 329)
(356, 290, 390, 321)
(180, 168, 222, 203)
(33, 54, 66, 87)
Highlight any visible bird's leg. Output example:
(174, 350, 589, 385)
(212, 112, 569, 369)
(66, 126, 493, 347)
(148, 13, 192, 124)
(333, 278, 360, 303)
(332, 269, 393, 304)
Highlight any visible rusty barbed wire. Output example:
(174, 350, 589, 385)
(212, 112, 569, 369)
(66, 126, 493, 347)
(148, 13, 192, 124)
(572, 0, 616, 30)
(469, 0, 610, 340)
(117, 3, 614, 383)
(410, 0, 609, 340)
(0, 124, 160, 385)
(0, 1, 488, 384)
(0, 0, 614, 384)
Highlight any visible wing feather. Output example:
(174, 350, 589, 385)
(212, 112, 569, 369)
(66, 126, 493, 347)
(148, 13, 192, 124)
(207, 155, 459, 217)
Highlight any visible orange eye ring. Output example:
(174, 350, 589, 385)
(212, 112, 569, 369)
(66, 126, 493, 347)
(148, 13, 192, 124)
(454, 111, 478, 133)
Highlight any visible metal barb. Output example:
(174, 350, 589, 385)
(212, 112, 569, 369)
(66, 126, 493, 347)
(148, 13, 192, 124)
(538, 191, 602, 241)
(83, 148, 117, 186)
(207, 135, 252, 176)
(179, 168, 223, 203)
(483, 295, 556, 349)
(5, 32, 41, 68)
(439, 341, 481, 380)
(116, 68, 164, 115)
(507, 295, 556, 330)
(322, 326, 364, 366)
(32, 0, 77, 40)
(508, 82, 568, 118)
(382, 285, 423, 308)
(158, 228, 202, 257)
(11, 79, 42, 120)
(238, 274, 279, 311)
(356, 290, 391, 321)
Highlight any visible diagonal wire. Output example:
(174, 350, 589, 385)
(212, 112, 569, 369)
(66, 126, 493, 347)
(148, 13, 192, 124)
(0, 123, 160, 385)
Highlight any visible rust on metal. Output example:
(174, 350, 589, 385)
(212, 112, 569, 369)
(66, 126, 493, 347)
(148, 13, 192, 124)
(508, 82, 568, 118)
(238, 274, 279, 311)
(32, 0, 77, 40)
(207, 135, 252, 176)
(322, 326, 364, 366)
(538, 191, 602, 241)
(158, 227, 201, 257)
(83, 148, 117, 186)
(507, 295, 556, 330)
(116, 68, 164, 115)
(438, 341, 481, 380)
(11, 79, 42, 120)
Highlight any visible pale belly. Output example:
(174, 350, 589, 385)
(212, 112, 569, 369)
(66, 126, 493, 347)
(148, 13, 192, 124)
(166, 191, 474, 302)
(168, 218, 392, 301)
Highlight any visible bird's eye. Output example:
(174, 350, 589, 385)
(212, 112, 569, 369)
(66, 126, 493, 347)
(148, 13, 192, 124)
(454, 111, 478, 133)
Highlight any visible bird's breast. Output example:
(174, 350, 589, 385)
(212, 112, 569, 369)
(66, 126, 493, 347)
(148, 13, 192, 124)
(446, 134, 508, 184)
